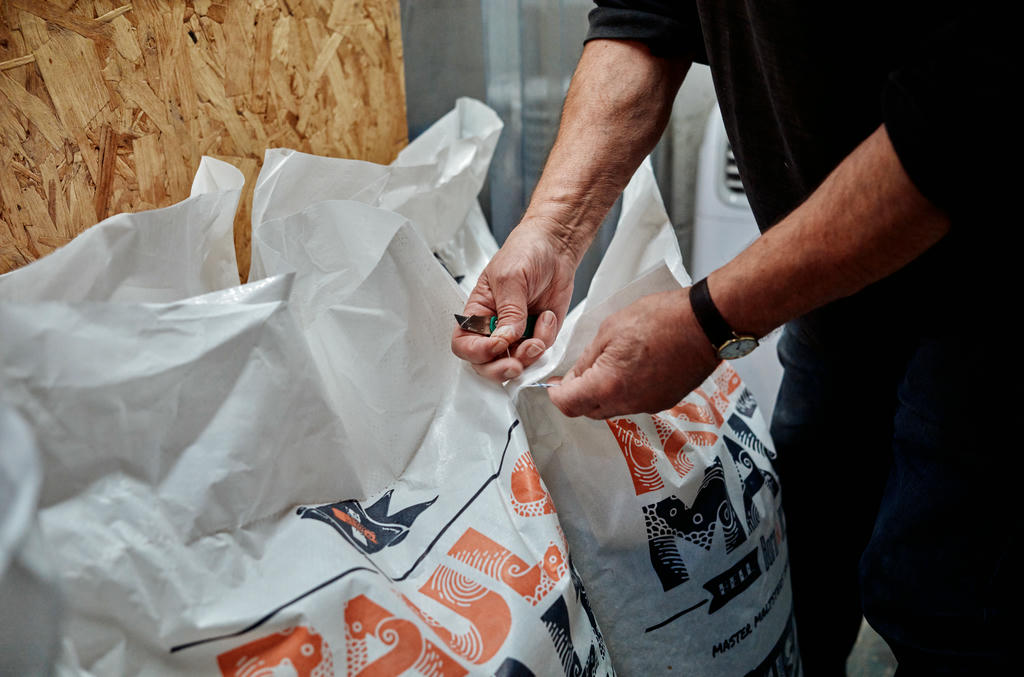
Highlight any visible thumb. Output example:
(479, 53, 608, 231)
(490, 280, 530, 348)
(548, 334, 613, 418)
(549, 359, 612, 418)
(567, 329, 606, 378)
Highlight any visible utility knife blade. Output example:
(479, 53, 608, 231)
(454, 313, 495, 336)
(454, 314, 537, 339)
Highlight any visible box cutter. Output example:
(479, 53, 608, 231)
(454, 314, 537, 339)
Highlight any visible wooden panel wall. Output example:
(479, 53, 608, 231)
(0, 0, 407, 281)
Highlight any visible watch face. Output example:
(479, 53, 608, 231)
(719, 337, 758, 360)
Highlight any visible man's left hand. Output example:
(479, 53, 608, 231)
(548, 288, 720, 419)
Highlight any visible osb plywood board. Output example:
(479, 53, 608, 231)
(0, 0, 407, 282)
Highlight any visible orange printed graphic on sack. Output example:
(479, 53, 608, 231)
(610, 363, 746, 497)
(345, 595, 467, 677)
(652, 392, 724, 474)
(708, 362, 742, 418)
(447, 527, 567, 606)
(216, 625, 332, 677)
(333, 507, 380, 545)
(651, 413, 698, 479)
(713, 362, 742, 396)
(607, 417, 664, 494)
(669, 389, 724, 427)
(663, 363, 741, 429)
(402, 564, 512, 665)
(510, 452, 556, 517)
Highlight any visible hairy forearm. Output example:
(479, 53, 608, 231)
(523, 39, 690, 263)
(708, 125, 951, 337)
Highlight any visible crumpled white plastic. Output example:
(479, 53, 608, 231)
(252, 97, 501, 294)
(1, 404, 63, 676)
(0, 100, 611, 676)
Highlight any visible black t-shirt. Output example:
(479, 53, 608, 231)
(587, 1, 1012, 229)
(586, 1, 1014, 332)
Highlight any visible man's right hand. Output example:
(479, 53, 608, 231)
(451, 219, 577, 382)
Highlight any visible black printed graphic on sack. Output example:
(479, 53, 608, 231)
(727, 413, 775, 459)
(296, 489, 437, 555)
(535, 557, 609, 677)
(495, 658, 536, 677)
(703, 548, 762, 613)
(569, 555, 607, 661)
(642, 459, 747, 591)
(723, 436, 779, 533)
(735, 388, 758, 417)
(542, 595, 602, 677)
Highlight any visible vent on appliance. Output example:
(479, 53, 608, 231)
(723, 145, 745, 196)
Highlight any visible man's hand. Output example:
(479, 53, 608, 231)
(451, 220, 576, 381)
(548, 288, 719, 419)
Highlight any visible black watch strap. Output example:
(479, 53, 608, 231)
(689, 277, 736, 349)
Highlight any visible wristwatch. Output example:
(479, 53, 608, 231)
(689, 278, 759, 360)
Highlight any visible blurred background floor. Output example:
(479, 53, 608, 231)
(847, 620, 898, 677)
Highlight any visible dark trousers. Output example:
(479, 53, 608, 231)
(770, 300, 1016, 675)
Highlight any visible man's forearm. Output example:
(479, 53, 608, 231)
(708, 125, 951, 339)
(523, 39, 690, 263)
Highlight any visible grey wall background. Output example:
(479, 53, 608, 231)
(400, 0, 487, 140)
(399, 0, 717, 293)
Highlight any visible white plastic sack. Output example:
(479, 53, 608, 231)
(510, 160, 800, 676)
(0, 100, 610, 676)
(251, 97, 501, 295)
(0, 157, 243, 303)
(0, 404, 63, 676)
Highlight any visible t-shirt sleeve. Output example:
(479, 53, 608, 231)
(883, 10, 1015, 222)
(585, 0, 705, 62)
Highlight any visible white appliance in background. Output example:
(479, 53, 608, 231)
(693, 104, 785, 420)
